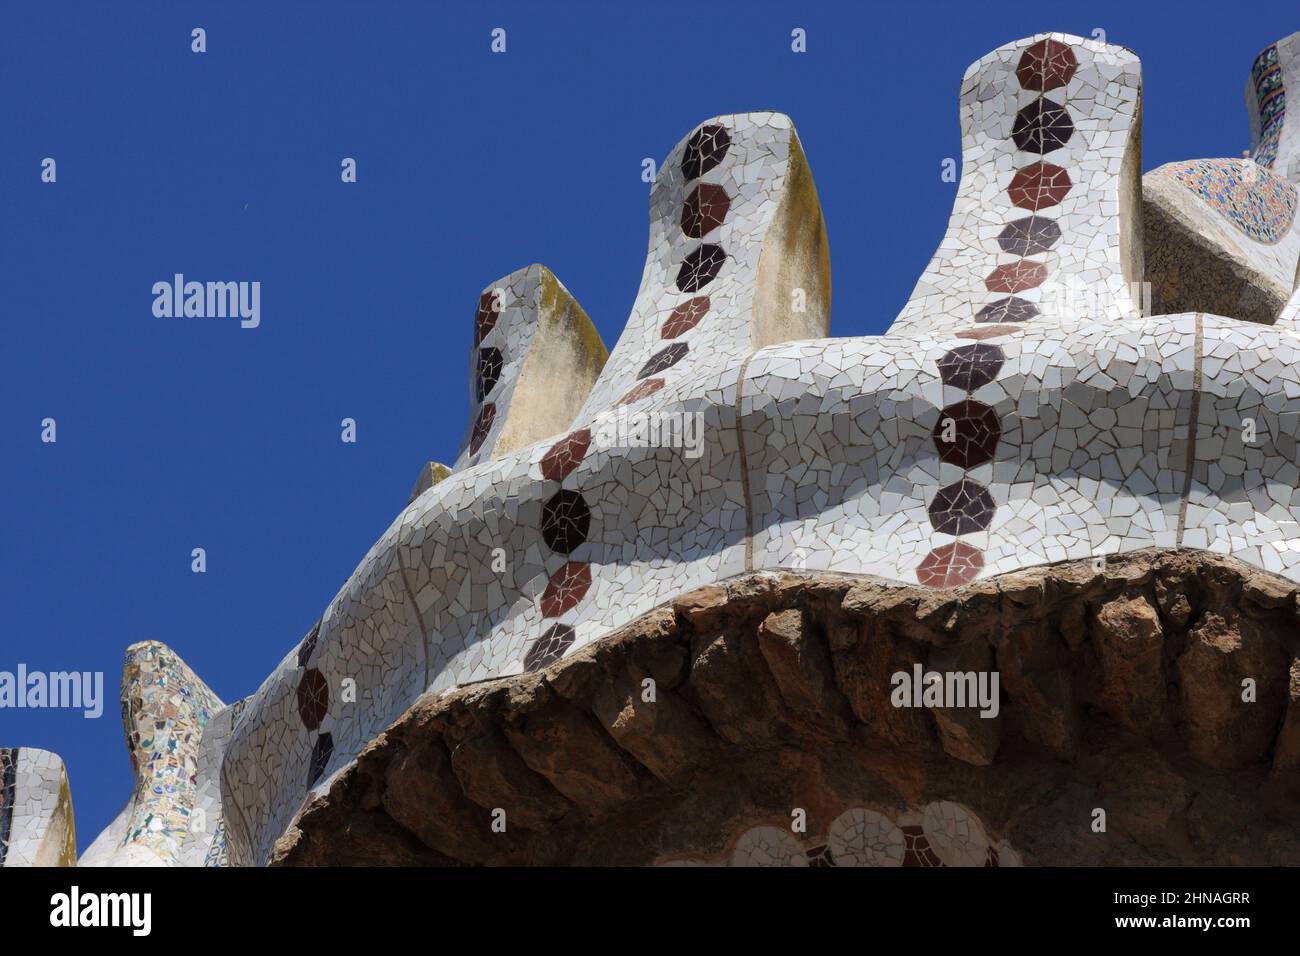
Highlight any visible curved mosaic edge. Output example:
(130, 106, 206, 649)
(0, 748, 76, 867)
(1156, 158, 1298, 246)
(408, 461, 451, 506)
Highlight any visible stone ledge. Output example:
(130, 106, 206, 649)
(271, 548, 1300, 866)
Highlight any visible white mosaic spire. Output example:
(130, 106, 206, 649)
(888, 34, 1144, 339)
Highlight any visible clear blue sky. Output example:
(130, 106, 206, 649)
(3, 1, 1292, 851)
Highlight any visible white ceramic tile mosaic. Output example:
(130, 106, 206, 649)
(0, 749, 75, 867)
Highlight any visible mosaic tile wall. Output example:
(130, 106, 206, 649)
(206, 32, 1300, 866)
(885, 36, 1145, 339)
(214, 106, 831, 865)
(1248, 33, 1300, 181)
(0, 748, 76, 867)
(44, 29, 1300, 867)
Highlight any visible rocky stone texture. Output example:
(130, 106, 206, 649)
(271, 549, 1300, 866)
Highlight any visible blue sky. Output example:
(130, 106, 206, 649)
(3, 0, 1293, 851)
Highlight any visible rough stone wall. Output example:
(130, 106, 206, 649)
(273, 549, 1300, 866)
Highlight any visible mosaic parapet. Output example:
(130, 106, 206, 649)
(83, 642, 224, 866)
(658, 803, 1020, 868)
(224, 308, 1300, 864)
(887, 34, 1144, 339)
(1247, 32, 1300, 180)
(745, 313, 1300, 581)
(214, 35, 1300, 865)
(454, 264, 608, 470)
(221, 541, 422, 864)
(220, 109, 835, 865)
(0, 748, 76, 867)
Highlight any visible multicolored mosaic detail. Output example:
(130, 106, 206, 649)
(659, 802, 1022, 867)
(0, 748, 16, 866)
(917, 38, 1080, 586)
(118, 641, 223, 864)
(1252, 44, 1285, 170)
(1164, 158, 1298, 245)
